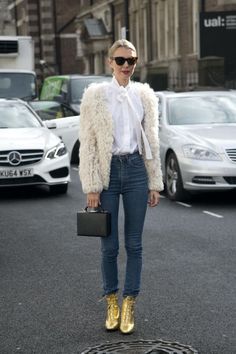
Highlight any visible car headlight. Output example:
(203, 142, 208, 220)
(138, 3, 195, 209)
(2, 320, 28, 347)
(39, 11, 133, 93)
(46, 142, 67, 159)
(182, 144, 222, 161)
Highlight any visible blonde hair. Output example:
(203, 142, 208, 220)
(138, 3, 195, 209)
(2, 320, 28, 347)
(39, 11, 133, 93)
(108, 39, 137, 58)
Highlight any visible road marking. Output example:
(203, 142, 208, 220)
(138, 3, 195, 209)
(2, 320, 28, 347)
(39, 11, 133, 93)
(203, 210, 223, 218)
(176, 201, 192, 208)
(175, 201, 224, 218)
(72, 167, 78, 171)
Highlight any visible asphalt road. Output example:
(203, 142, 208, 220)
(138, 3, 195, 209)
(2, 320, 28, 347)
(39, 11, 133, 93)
(0, 167, 236, 354)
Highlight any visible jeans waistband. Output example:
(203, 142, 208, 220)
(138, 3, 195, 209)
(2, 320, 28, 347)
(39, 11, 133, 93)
(112, 151, 140, 161)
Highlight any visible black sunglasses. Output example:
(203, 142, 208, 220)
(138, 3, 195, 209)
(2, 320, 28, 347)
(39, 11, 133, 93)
(111, 56, 138, 66)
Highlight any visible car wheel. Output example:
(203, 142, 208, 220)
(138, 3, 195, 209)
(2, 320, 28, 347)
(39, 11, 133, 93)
(71, 140, 80, 164)
(50, 184, 68, 195)
(165, 152, 190, 201)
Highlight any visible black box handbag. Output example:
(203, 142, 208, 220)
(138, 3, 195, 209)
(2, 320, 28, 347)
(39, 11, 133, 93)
(77, 207, 111, 237)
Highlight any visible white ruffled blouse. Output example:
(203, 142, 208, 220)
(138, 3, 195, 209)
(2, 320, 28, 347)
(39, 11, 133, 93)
(105, 77, 152, 159)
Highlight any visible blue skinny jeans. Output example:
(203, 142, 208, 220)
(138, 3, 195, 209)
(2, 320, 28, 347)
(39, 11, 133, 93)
(100, 152, 148, 297)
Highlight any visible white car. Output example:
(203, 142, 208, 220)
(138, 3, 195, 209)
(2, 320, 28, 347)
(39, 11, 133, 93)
(28, 100, 80, 163)
(0, 98, 70, 194)
(156, 91, 236, 201)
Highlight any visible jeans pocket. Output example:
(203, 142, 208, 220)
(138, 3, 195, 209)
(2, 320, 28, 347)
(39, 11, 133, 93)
(129, 156, 144, 168)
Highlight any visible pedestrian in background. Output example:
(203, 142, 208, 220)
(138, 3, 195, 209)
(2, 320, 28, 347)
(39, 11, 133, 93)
(79, 39, 163, 334)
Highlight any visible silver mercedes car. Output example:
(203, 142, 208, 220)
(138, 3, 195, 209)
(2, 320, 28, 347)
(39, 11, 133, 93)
(156, 91, 236, 201)
(0, 99, 70, 194)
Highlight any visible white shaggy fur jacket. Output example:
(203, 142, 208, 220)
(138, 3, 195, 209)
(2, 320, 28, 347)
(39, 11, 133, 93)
(79, 81, 164, 194)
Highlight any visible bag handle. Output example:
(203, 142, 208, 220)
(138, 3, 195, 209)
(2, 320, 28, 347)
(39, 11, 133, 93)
(84, 206, 107, 213)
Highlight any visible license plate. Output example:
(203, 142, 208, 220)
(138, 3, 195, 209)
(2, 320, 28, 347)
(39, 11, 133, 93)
(0, 168, 34, 178)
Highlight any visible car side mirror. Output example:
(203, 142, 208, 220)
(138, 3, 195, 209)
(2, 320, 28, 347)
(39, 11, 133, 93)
(45, 121, 57, 129)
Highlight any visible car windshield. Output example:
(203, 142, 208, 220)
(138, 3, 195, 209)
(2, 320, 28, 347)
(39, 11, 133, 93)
(167, 95, 236, 125)
(71, 77, 111, 103)
(29, 101, 77, 120)
(0, 73, 36, 100)
(0, 103, 42, 128)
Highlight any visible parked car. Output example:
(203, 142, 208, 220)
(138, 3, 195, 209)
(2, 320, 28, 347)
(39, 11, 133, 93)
(40, 74, 112, 113)
(156, 91, 236, 201)
(0, 98, 70, 194)
(28, 100, 79, 163)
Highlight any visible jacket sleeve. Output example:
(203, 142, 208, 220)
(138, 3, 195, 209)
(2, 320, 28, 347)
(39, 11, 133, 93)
(78, 86, 103, 194)
(140, 84, 164, 192)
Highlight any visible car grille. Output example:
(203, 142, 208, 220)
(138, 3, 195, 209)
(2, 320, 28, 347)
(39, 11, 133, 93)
(0, 150, 44, 166)
(226, 148, 236, 162)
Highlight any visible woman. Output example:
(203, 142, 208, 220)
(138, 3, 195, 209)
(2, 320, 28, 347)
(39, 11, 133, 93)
(79, 39, 163, 334)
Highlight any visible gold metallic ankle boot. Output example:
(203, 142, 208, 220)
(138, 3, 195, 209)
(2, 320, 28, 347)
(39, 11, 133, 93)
(105, 293, 120, 331)
(120, 296, 136, 334)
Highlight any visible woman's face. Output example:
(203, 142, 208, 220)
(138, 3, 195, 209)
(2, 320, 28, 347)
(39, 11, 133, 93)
(109, 46, 137, 85)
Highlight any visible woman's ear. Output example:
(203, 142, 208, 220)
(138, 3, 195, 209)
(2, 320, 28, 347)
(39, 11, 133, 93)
(107, 58, 114, 72)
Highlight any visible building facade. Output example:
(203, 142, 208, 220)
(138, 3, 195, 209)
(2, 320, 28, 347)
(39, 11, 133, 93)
(75, 0, 236, 90)
(1, 0, 236, 90)
(2, 0, 81, 84)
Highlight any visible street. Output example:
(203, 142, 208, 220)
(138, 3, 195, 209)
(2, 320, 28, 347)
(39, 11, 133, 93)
(0, 166, 236, 354)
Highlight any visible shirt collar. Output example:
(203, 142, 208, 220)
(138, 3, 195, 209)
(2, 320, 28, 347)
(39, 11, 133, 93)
(112, 76, 131, 90)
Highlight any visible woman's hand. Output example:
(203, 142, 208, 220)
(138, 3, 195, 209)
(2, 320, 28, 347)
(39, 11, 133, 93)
(148, 190, 160, 207)
(87, 192, 100, 208)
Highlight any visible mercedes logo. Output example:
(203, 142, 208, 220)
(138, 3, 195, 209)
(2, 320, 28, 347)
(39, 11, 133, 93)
(8, 151, 22, 166)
